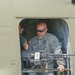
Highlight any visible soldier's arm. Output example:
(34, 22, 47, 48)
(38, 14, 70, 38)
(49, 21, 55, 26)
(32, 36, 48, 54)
(55, 48, 65, 72)
(23, 43, 28, 50)
(49, 35, 65, 72)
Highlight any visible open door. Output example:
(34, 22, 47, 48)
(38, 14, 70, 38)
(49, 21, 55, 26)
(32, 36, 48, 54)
(18, 19, 71, 75)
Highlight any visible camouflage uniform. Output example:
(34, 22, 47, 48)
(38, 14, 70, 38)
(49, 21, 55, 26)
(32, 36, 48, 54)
(28, 33, 65, 75)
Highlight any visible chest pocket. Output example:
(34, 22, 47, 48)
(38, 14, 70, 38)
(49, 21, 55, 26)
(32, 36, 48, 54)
(32, 39, 47, 51)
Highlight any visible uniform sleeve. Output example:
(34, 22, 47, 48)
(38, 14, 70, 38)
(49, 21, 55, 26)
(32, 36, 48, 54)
(28, 39, 33, 51)
(20, 35, 27, 45)
(49, 35, 65, 66)
(55, 48, 65, 66)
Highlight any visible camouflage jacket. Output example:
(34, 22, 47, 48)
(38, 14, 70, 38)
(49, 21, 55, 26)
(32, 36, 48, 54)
(28, 33, 65, 67)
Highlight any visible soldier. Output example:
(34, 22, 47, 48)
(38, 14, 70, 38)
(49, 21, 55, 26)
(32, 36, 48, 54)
(18, 24, 29, 75)
(28, 22, 65, 75)
(18, 24, 28, 54)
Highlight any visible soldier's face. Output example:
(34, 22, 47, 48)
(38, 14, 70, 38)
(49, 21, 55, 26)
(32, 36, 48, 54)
(18, 25, 21, 34)
(36, 23, 47, 39)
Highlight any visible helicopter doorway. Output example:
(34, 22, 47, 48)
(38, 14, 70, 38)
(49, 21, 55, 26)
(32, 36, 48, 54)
(18, 19, 71, 75)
